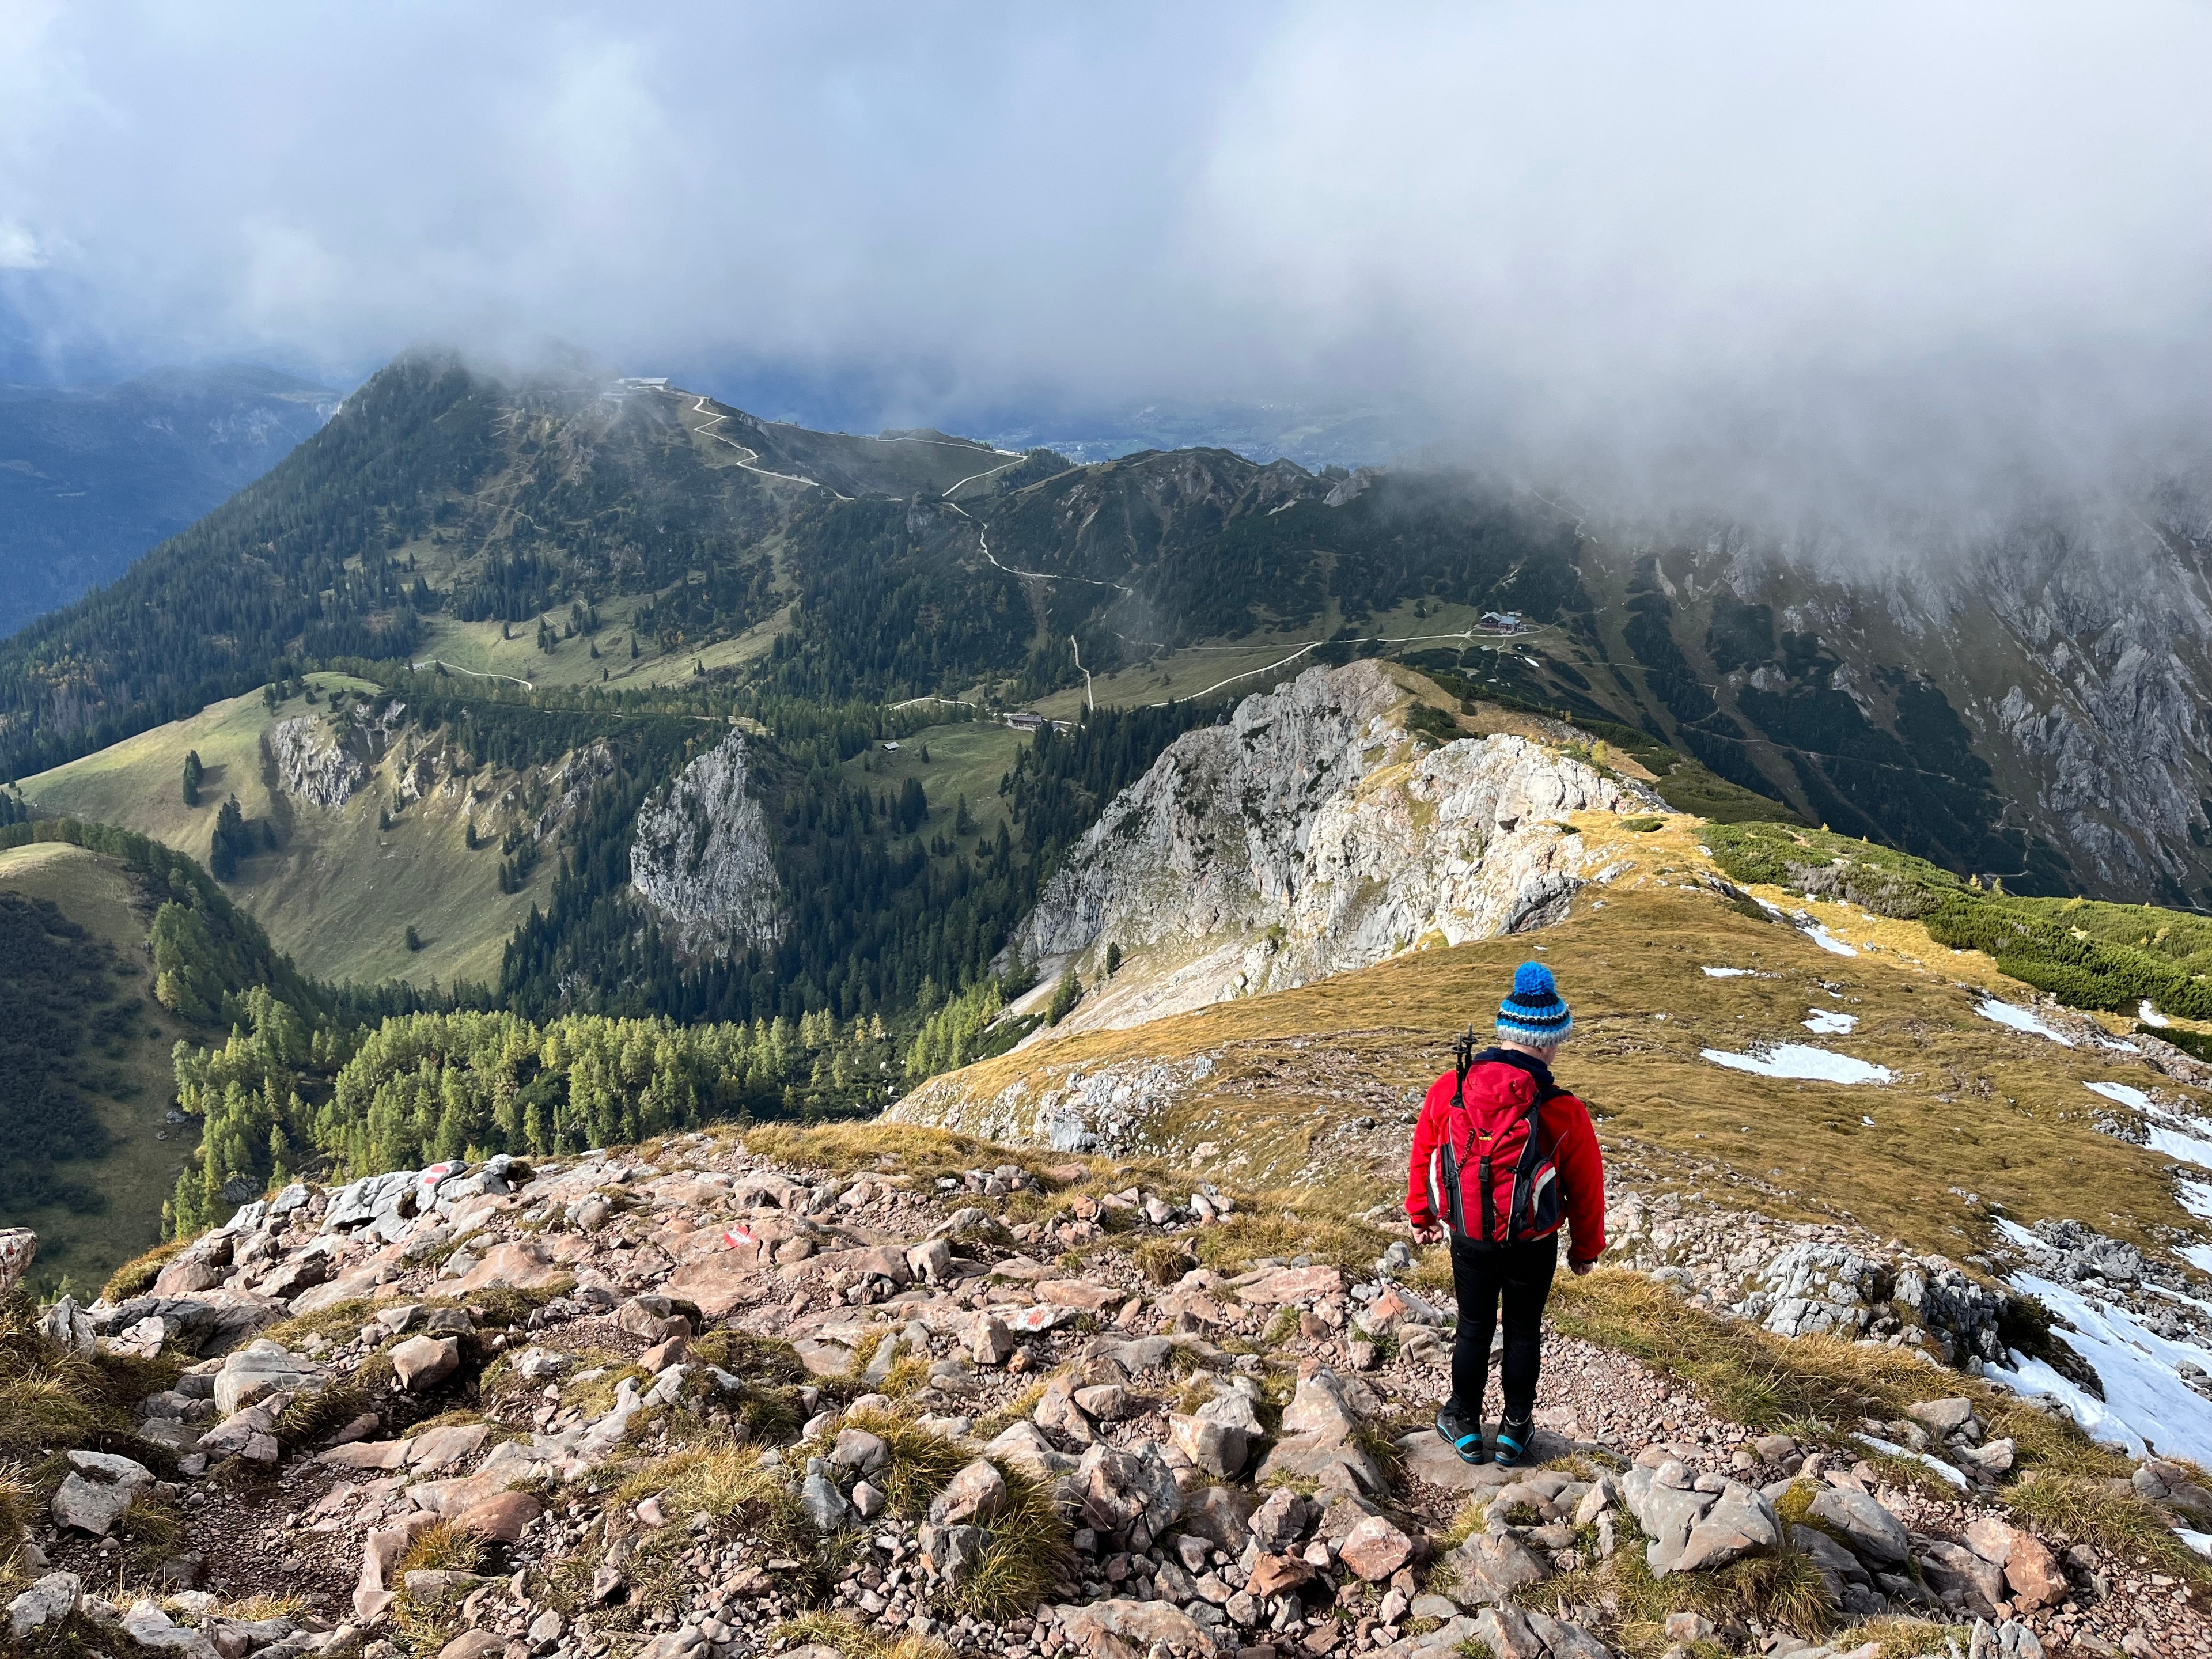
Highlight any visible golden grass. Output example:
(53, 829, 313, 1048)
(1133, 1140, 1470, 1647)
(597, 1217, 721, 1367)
(390, 1521, 491, 1655)
(743, 1122, 1062, 1189)
(950, 1461, 1075, 1621)
(772, 1611, 951, 1659)
(835, 1409, 972, 1517)
(1550, 1271, 2127, 1480)
(897, 882, 2207, 1264)
(2003, 1472, 2212, 1590)
(0, 1291, 183, 1463)
(255, 1298, 380, 1351)
(97, 1238, 188, 1305)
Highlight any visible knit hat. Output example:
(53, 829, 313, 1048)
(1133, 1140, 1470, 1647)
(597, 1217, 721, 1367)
(1496, 960, 1573, 1047)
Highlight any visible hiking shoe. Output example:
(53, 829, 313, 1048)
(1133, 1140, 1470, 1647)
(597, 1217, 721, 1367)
(1492, 1414, 1535, 1468)
(1435, 1401, 1489, 1465)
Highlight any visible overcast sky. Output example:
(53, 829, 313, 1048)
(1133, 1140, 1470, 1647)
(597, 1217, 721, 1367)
(5, 2, 2210, 502)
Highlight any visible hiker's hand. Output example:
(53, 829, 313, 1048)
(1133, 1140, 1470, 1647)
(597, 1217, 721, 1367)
(1570, 1257, 1594, 1276)
(1414, 1222, 1445, 1245)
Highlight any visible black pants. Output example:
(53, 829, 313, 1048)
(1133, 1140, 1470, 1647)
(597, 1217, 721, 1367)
(1448, 1232, 1558, 1425)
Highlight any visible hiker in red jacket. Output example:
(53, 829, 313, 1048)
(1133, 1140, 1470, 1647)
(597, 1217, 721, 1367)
(1405, 960, 1606, 1467)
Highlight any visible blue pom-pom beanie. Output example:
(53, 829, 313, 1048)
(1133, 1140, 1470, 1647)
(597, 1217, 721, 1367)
(1496, 960, 1573, 1046)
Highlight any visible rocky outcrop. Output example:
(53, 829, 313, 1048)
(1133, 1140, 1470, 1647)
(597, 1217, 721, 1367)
(10, 1126, 2205, 1657)
(628, 729, 785, 961)
(1005, 661, 1660, 1030)
(267, 713, 370, 806)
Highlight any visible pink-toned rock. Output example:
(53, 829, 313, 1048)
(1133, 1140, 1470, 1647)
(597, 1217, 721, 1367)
(354, 1513, 440, 1620)
(1338, 1514, 1415, 1581)
(812, 1245, 913, 1285)
(1960, 1517, 2066, 1609)
(390, 1334, 461, 1391)
(1238, 1264, 1346, 1305)
(455, 1241, 562, 1293)
(637, 1334, 691, 1374)
(665, 1254, 766, 1318)
(1248, 1551, 1317, 1598)
(1039, 1279, 1120, 1311)
(1001, 1304, 1080, 1333)
(437, 1630, 507, 1659)
(154, 1257, 221, 1295)
(1053, 1597, 1216, 1657)
(319, 1438, 412, 1472)
(453, 1490, 543, 1545)
(293, 1267, 385, 1317)
(406, 1423, 490, 1471)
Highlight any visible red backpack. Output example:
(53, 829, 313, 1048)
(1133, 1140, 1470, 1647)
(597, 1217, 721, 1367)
(1431, 1030, 1566, 1248)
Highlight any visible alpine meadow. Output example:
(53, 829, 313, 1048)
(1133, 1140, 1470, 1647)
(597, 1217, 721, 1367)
(8, 12, 2212, 1659)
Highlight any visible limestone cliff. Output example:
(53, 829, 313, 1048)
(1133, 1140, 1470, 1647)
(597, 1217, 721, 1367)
(628, 728, 785, 961)
(1003, 660, 1662, 1032)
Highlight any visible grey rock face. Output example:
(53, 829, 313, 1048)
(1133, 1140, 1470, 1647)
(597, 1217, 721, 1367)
(628, 730, 785, 961)
(268, 714, 370, 807)
(1006, 661, 1660, 1019)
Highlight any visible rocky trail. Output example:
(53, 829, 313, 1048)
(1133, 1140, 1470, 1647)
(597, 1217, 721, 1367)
(5, 1128, 2206, 1659)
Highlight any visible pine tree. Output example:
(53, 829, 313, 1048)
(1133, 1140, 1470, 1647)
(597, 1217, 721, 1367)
(181, 750, 204, 806)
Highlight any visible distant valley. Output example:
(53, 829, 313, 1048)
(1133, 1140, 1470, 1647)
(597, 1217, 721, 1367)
(0, 362, 338, 635)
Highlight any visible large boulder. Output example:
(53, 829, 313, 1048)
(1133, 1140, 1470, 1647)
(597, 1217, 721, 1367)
(1053, 1597, 1217, 1657)
(930, 1459, 1009, 1526)
(1671, 1482, 1781, 1574)
(1960, 1518, 2067, 1610)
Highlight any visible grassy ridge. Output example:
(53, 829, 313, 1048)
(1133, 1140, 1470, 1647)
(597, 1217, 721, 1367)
(898, 829, 2209, 1263)
(1707, 820, 2212, 1020)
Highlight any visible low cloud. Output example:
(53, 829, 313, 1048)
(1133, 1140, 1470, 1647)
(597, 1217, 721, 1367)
(2, 2, 2207, 523)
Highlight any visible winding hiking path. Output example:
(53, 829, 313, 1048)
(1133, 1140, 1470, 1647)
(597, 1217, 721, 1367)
(679, 394, 851, 497)
(410, 658, 533, 690)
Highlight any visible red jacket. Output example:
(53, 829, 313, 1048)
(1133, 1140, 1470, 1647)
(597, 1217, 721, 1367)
(1406, 1048, 1607, 1266)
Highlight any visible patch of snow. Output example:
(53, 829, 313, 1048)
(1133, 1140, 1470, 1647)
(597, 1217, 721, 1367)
(2142, 1280, 2212, 1316)
(1699, 1044, 1893, 1085)
(1985, 1272, 2212, 1463)
(1850, 1433, 1968, 1490)
(1702, 966, 1752, 978)
(1861, 1115, 1876, 1126)
(2086, 1080, 2154, 1111)
(1802, 922, 1858, 957)
(2180, 1245, 2212, 1275)
(2101, 1038, 2143, 1054)
(2142, 999, 2173, 1028)
(1993, 1217, 2041, 1253)
(2179, 1180, 2212, 1222)
(1976, 999, 2074, 1046)
(2148, 1126, 2212, 1170)
(2180, 1529, 2212, 1559)
(1802, 1008, 1858, 1034)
